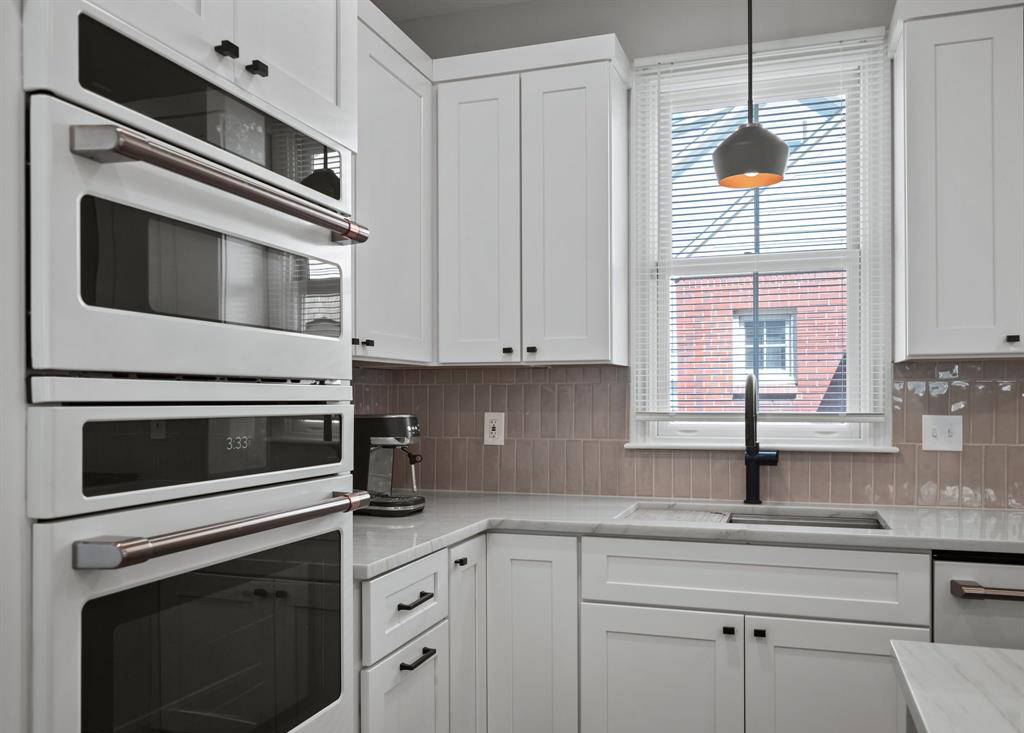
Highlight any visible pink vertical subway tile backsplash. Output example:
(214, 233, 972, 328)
(352, 360, 1024, 508)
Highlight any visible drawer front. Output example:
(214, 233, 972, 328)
(361, 621, 450, 733)
(934, 560, 1024, 648)
(582, 538, 930, 626)
(363, 550, 449, 665)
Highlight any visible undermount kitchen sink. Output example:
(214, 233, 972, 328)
(617, 503, 888, 530)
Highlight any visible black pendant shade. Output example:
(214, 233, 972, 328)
(713, 0, 789, 188)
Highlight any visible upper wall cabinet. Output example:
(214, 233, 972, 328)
(84, 0, 356, 152)
(894, 6, 1024, 360)
(437, 46, 629, 365)
(354, 17, 434, 363)
(437, 74, 523, 364)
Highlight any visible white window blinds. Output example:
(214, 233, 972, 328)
(631, 31, 891, 445)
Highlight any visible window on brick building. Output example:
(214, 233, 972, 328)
(630, 32, 891, 451)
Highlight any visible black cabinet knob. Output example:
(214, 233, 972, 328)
(214, 40, 240, 58)
(753, 628, 767, 638)
(362, 339, 375, 347)
(351, 338, 361, 346)
(245, 59, 269, 77)
(1008, 335, 1021, 343)
(722, 626, 735, 635)
(454, 557, 468, 567)
(526, 346, 538, 353)
(502, 347, 514, 354)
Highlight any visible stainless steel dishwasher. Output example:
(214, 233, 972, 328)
(934, 552, 1024, 648)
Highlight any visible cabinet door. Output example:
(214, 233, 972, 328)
(580, 603, 744, 733)
(745, 616, 929, 733)
(234, 0, 357, 151)
(450, 536, 487, 733)
(487, 534, 577, 733)
(89, 0, 235, 79)
(520, 62, 626, 364)
(354, 23, 434, 362)
(361, 621, 450, 733)
(438, 75, 522, 364)
(900, 7, 1024, 358)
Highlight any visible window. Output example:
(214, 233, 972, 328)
(631, 32, 891, 450)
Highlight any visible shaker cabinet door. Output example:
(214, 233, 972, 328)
(449, 536, 487, 733)
(437, 74, 522, 364)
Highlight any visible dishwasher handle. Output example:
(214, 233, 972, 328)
(951, 579, 1024, 601)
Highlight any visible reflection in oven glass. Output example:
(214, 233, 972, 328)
(83, 415, 343, 497)
(81, 532, 341, 733)
(80, 197, 342, 337)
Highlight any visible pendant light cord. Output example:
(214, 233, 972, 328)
(747, 0, 754, 124)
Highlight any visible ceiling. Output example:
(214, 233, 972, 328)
(373, 0, 534, 22)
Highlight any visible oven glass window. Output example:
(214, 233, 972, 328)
(80, 196, 343, 337)
(81, 532, 341, 733)
(83, 414, 343, 496)
(78, 14, 344, 201)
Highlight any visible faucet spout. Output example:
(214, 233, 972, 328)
(743, 373, 779, 504)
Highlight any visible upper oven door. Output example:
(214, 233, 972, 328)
(30, 94, 352, 381)
(28, 395, 354, 519)
(23, 1, 353, 214)
(33, 475, 360, 733)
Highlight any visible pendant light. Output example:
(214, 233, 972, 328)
(713, 0, 789, 188)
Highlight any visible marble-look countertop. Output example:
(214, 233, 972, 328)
(891, 641, 1024, 733)
(352, 491, 1024, 579)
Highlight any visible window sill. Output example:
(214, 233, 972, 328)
(624, 441, 900, 454)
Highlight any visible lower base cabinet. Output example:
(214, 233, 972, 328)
(581, 603, 744, 733)
(745, 616, 929, 733)
(449, 536, 487, 733)
(361, 621, 450, 733)
(487, 534, 578, 733)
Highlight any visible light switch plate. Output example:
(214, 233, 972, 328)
(922, 415, 962, 452)
(484, 412, 505, 445)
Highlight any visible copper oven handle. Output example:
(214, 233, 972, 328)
(951, 579, 1024, 601)
(73, 490, 372, 569)
(69, 124, 369, 244)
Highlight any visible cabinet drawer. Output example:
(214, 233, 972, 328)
(581, 538, 930, 626)
(363, 550, 449, 665)
(361, 621, 450, 733)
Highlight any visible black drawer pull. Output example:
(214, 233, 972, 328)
(396, 590, 433, 611)
(502, 347, 514, 354)
(454, 557, 468, 567)
(362, 339, 375, 347)
(253, 588, 269, 598)
(399, 646, 437, 671)
(1008, 335, 1021, 343)
(214, 40, 240, 58)
(753, 628, 767, 638)
(526, 346, 538, 353)
(245, 59, 269, 77)
(722, 626, 735, 635)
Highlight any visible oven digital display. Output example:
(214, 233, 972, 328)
(208, 417, 268, 475)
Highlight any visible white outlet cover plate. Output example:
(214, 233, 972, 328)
(922, 415, 963, 452)
(484, 411, 505, 446)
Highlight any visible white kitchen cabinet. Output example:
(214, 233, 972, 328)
(580, 603, 744, 733)
(437, 74, 523, 364)
(354, 19, 434, 362)
(520, 62, 628, 364)
(744, 616, 929, 733)
(87, 0, 236, 80)
(449, 536, 487, 733)
(361, 621, 450, 733)
(487, 534, 577, 733)
(894, 6, 1024, 359)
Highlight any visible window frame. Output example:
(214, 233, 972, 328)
(628, 30, 892, 453)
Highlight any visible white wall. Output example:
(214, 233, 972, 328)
(387, 0, 896, 59)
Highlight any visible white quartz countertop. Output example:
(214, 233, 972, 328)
(351, 491, 1024, 579)
(891, 641, 1024, 733)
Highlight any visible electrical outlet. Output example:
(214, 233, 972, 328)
(484, 412, 505, 446)
(922, 415, 962, 452)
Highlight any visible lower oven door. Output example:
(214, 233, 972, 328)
(33, 475, 361, 733)
(28, 395, 354, 518)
